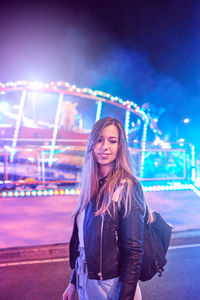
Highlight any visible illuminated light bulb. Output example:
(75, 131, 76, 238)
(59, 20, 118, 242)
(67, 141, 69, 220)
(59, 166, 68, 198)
(43, 190, 48, 196)
(48, 189, 54, 195)
(55, 190, 59, 195)
(70, 189, 75, 195)
(183, 118, 190, 124)
(20, 191, 25, 196)
(65, 189, 69, 195)
(32, 190, 36, 196)
(37, 190, 42, 196)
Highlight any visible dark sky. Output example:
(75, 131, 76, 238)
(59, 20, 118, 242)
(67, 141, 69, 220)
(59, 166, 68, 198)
(0, 0, 199, 149)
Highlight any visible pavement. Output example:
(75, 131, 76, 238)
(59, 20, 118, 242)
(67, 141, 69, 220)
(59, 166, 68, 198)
(1, 231, 200, 300)
(1, 189, 200, 250)
(1, 189, 200, 299)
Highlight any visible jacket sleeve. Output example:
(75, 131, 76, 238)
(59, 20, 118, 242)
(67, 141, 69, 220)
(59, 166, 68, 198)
(116, 179, 145, 300)
(69, 269, 76, 285)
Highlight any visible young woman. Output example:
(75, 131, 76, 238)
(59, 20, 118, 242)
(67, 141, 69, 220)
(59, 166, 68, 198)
(63, 117, 148, 300)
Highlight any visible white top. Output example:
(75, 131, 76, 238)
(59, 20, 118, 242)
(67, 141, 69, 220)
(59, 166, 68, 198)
(76, 209, 85, 247)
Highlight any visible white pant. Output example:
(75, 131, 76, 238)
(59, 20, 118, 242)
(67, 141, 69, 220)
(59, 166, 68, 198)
(75, 246, 142, 300)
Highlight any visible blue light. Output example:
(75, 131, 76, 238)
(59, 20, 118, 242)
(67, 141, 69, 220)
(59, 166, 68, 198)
(65, 189, 69, 195)
(37, 190, 42, 196)
(48, 189, 54, 196)
(43, 190, 48, 196)
(95, 101, 102, 122)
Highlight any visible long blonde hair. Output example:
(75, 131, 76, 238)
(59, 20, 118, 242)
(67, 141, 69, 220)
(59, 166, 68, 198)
(74, 117, 152, 221)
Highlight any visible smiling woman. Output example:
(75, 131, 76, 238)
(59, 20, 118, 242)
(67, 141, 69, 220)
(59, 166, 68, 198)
(62, 117, 153, 300)
(93, 124, 119, 177)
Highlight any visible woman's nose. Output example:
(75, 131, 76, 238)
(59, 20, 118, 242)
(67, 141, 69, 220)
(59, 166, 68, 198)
(101, 140, 109, 149)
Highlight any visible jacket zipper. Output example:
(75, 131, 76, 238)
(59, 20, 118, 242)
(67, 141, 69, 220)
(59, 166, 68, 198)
(98, 214, 104, 280)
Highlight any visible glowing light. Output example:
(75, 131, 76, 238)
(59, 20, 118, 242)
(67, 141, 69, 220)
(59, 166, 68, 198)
(95, 101, 102, 122)
(143, 183, 194, 192)
(178, 138, 185, 142)
(140, 122, 148, 178)
(10, 90, 27, 162)
(191, 145, 196, 182)
(29, 81, 44, 90)
(70, 189, 75, 195)
(49, 93, 64, 167)
(0, 102, 9, 111)
(0, 80, 153, 135)
(195, 177, 200, 188)
(125, 110, 130, 140)
(43, 190, 48, 196)
(183, 118, 190, 124)
(48, 189, 54, 196)
(32, 190, 37, 196)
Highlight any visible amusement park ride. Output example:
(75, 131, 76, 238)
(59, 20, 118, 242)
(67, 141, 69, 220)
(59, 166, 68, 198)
(0, 80, 199, 198)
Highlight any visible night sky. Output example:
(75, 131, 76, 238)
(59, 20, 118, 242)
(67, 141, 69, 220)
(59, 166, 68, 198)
(0, 0, 199, 150)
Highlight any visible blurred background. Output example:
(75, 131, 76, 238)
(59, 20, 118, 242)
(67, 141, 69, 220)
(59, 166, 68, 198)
(1, 1, 200, 299)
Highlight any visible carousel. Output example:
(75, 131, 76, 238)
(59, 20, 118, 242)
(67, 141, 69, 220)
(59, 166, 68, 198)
(0, 80, 196, 197)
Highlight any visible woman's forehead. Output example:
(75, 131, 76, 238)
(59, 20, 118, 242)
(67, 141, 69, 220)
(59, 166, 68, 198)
(100, 124, 119, 137)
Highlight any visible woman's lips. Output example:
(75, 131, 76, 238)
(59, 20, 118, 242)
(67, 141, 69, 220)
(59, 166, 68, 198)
(99, 153, 110, 159)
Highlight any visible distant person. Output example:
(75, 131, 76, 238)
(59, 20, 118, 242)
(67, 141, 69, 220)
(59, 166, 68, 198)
(63, 117, 151, 300)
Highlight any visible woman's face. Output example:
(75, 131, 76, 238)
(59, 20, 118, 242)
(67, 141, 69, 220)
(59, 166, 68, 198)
(93, 124, 119, 171)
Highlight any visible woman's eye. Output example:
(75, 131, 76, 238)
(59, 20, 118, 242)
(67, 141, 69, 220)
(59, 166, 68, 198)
(110, 140, 117, 144)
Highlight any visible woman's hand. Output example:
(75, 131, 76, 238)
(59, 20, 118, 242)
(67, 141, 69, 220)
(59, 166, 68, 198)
(63, 283, 76, 300)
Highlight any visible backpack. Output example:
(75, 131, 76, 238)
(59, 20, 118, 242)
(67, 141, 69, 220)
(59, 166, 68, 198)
(112, 180, 172, 282)
(139, 211, 173, 281)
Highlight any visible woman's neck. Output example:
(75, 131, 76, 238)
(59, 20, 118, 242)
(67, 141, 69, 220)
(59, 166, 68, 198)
(99, 164, 113, 179)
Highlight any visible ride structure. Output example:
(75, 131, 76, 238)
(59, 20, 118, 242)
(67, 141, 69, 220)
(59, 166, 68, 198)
(0, 80, 198, 197)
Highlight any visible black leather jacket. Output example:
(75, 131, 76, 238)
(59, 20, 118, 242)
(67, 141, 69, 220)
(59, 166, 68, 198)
(69, 176, 145, 300)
